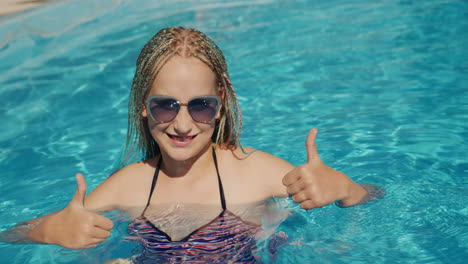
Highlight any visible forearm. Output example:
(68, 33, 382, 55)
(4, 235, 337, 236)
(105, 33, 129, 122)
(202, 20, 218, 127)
(0, 214, 53, 244)
(336, 182, 385, 208)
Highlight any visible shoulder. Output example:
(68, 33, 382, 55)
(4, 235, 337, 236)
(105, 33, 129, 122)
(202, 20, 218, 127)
(227, 146, 294, 171)
(217, 146, 293, 198)
(84, 159, 157, 213)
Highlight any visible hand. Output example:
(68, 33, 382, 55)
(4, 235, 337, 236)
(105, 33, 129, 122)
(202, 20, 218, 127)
(29, 174, 114, 249)
(282, 129, 368, 209)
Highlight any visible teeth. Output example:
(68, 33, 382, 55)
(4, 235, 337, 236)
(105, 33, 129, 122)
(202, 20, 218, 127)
(169, 134, 195, 142)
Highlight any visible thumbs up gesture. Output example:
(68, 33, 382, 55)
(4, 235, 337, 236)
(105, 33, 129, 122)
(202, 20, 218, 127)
(282, 129, 368, 209)
(29, 174, 114, 249)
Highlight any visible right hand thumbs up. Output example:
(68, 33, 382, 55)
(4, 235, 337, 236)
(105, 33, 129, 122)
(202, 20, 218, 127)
(29, 174, 114, 249)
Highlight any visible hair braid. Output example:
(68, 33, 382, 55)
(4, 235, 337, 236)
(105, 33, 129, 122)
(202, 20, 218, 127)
(116, 27, 242, 169)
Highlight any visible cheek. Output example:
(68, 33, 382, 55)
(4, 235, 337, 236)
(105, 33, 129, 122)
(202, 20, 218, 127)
(204, 121, 217, 132)
(191, 123, 216, 141)
(204, 124, 217, 141)
(147, 121, 167, 140)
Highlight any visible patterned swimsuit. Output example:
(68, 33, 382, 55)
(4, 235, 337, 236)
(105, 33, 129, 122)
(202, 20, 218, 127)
(128, 149, 269, 263)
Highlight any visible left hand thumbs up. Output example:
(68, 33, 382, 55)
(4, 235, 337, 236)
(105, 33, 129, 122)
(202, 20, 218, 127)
(305, 128, 320, 164)
(282, 128, 358, 209)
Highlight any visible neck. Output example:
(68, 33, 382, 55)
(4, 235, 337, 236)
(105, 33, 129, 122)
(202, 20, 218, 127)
(159, 144, 214, 178)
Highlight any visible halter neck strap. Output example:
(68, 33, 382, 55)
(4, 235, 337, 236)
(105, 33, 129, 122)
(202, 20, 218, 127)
(141, 147, 226, 216)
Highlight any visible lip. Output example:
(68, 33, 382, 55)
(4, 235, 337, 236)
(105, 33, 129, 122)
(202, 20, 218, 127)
(167, 133, 197, 147)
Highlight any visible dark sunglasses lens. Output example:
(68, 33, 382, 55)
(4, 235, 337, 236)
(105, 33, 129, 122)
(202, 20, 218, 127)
(188, 97, 219, 123)
(149, 98, 179, 123)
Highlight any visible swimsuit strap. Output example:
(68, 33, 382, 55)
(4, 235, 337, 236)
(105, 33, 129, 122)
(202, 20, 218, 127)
(141, 148, 226, 216)
(141, 158, 162, 216)
(212, 147, 227, 210)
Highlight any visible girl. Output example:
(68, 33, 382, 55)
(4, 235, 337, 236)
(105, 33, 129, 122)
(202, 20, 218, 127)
(2, 27, 375, 263)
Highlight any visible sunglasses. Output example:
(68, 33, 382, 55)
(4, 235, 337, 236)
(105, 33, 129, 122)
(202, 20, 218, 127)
(145, 95, 221, 124)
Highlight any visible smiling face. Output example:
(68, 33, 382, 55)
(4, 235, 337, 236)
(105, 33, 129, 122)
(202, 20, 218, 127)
(142, 55, 221, 162)
(118, 27, 243, 169)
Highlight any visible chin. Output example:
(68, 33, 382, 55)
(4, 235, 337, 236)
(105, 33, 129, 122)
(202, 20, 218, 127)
(157, 136, 212, 162)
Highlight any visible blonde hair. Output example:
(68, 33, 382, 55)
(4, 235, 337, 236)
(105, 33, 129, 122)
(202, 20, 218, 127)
(116, 27, 242, 168)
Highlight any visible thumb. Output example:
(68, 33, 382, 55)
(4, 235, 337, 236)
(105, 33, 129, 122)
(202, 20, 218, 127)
(306, 128, 320, 164)
(70, 173, 87, 208)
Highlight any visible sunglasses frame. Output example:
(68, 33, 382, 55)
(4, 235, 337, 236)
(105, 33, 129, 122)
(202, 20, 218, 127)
(145, 95, 221, 124)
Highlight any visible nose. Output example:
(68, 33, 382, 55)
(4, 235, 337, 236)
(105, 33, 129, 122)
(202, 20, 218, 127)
(172, 106, 193, 134)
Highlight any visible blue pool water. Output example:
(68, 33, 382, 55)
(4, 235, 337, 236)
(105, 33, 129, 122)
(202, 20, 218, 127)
(1, 0, 467, 263)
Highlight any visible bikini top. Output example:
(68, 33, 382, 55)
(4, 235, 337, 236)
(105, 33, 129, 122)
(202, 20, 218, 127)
(127, 148, 263, 263)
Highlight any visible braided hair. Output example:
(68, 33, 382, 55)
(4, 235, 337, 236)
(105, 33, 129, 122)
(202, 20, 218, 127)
(117, 27, 242, 168)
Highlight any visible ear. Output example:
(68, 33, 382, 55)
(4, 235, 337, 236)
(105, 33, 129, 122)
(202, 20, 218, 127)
(219, 89, 225, 101)
(216, 89, 224, 119)
(141, 104, 148, 118)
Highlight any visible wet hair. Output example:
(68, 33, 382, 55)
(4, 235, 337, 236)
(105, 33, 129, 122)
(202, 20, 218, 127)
(116, 27, 242, 168)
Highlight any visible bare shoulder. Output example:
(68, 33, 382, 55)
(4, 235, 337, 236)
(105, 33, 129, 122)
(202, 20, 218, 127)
(84, 159, 157, 213)
(230, 146, 294, 171)
(218, 146, 293, 199)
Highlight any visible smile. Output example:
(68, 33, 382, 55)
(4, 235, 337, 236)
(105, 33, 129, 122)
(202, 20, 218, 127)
(167, 133, 197, 146)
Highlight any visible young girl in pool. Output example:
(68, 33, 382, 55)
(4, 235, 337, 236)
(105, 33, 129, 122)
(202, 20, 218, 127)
(2, 27, 375, 263)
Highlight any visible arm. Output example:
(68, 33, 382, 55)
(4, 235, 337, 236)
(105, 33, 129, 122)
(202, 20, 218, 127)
(335, 183, 385, 208)
(0, 215, 49, 244)
(277, 129, 382, 209)
(0, 173, 114, 248)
